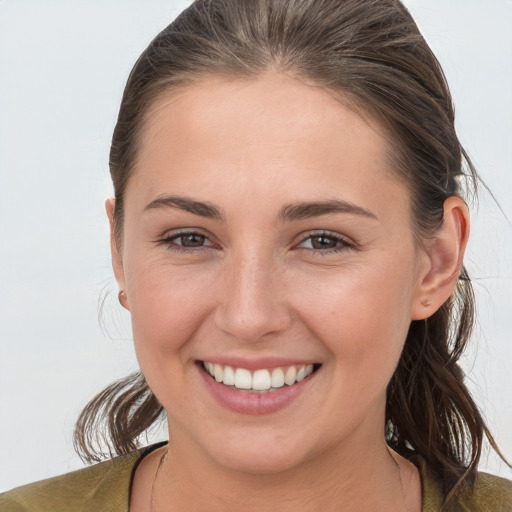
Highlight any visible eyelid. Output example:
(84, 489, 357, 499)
(295, 230, 356, 252)
(154, 228, 355, 254)
(155, 228, 218, 250)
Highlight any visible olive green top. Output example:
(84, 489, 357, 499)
(1, 444, 511, 511)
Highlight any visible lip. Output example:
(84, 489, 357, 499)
(197, 360, 320, 415)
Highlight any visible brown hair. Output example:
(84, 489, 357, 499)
(74, 0, 508, 505)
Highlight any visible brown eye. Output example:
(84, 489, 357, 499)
(297, 232, 353, 254)
(158, 230, 216, 253)
(310, 235, 338, 250)
(177, 233, 206, 247)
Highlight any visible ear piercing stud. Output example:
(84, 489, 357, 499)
(118, 290, 128, 309)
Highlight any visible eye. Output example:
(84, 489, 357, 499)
(157, 230, 215, 252)
(297, 231, 353, 253)
(173, 233, 208, 247)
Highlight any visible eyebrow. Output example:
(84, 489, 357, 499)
(278, 199, 378, 222)
(144, 194, 223, 220)
(144, 194, 377, 222)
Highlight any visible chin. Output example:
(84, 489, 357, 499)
(202, 430, 310, 475)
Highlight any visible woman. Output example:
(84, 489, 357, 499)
(1, 0, 511, 510)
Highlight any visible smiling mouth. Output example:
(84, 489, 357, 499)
(200, 361, 321, 393)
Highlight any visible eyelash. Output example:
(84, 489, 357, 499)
(296, 231, 354, 255)
(156, 230, 215, 253)
(156, 229, 355, 255)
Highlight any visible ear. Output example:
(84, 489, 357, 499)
(411, 196, 470, 320)
(105, 198, 129, 309)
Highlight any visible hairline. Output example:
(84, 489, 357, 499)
(115, 70, 425, 253)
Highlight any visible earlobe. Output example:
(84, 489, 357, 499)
(411, 196, 470, 320)
(105, 198, 129, 309)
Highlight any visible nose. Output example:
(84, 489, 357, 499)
(214, 251, 292, 343)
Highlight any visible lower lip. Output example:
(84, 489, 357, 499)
(198, 364, 317, 415)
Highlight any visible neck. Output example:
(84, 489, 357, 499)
(153, 425, 421, 512)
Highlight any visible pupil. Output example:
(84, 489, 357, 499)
(182, 234, 204, 247)
(312, 236, 335, 249)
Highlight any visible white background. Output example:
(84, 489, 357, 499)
(1, 0, 511, 491)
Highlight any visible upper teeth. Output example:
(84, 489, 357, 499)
(203, 362, 315, 391)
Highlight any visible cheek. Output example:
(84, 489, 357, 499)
(292, 256, 416, 381)
(125, 258, 213, 374)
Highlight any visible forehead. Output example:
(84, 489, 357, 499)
(129, 72, 409, 221)
(138, 72, 388, 163)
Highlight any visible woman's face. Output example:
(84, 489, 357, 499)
(113, 73, 430, 474)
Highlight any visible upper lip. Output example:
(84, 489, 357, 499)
(197, 357, 320, 371)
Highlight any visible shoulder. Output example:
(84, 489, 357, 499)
(0, 444, 162, 512)
(415, 454, 512, 511)
(455, 471, 512, 511)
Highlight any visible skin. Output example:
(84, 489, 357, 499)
(107, 72, 469, 511)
